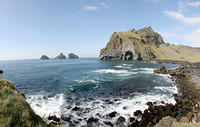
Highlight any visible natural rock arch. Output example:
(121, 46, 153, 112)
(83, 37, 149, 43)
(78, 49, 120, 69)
(124, 51, 133, 60)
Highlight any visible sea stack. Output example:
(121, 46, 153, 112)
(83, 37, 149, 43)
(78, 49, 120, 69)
(99, 26, 200, 61)
(55, 53, 67, 59)
(68, 53, 79, 59)
(40, 55, 50, 60)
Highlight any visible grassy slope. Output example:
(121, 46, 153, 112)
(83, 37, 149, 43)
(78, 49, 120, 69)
(116, 30, 200, 62)
(0, 78, 53, 127)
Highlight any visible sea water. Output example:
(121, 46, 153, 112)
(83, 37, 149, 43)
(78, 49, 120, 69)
(0, 58, 179, 126)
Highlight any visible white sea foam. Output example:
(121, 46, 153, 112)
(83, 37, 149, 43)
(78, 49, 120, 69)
(26, 94, 64, 118)
(155, 86, 178, 94)
(61, 92, 176, 126)
(74, 79, 97, 83)
(93, 69, 128, 74)
(115, 65, 131, 69)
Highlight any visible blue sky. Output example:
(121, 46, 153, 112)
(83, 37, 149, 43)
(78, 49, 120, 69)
(0, 0, 200, 60)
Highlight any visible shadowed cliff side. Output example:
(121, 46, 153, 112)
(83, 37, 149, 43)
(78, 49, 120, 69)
(99, 27, 200, 62)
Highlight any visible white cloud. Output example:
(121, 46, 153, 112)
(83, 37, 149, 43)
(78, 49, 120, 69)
(83, 5, 98, 11)
(100, 2, 109, 8)
(186, 1, 200, 7)
(163, 10, 200, 25)
(183, 29, 200, 47)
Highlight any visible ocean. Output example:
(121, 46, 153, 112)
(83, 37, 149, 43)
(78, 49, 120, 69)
(0, 58, 179, 126)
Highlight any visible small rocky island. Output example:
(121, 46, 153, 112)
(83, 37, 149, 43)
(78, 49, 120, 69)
(99, 27, 200, 61)
(55, 53, 67, 59)
(40, 55, 50, 60)
(68, 53, 79, 59)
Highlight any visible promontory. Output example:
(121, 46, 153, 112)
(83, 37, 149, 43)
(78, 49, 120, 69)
(99, 27, 200, 61)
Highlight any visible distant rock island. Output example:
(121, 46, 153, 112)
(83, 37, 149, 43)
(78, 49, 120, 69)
(40, 55, 49, 60)
(68, 53, 79, 59)
(99, 27, 200, 61)
(55, 53, 66, 59)
(0, 69, 3, 74)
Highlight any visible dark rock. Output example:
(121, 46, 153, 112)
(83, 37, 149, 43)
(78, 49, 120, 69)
(48, 115, 60, 122)
(154, 66, 167, 74)
(117, 116, 126, 124)
(68, 53, 79, 59)
(134, 110, 142, 116)
(87, 117, 98, 124)
(61, 115, 71, 122)
(0, 69, 3, 74)
(72, 106, 80, 111)
(146, 101, 153, 107)
(40, 55, 49, 60)
(129, 117, 135, 122)
(55, 52, 66, 59)
(104, 121, 114, 127)
(108, 111, 117, 117)
(49, 121, 59, 125)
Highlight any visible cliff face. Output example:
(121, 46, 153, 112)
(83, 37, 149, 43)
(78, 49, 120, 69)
(99, 27, 200, 61)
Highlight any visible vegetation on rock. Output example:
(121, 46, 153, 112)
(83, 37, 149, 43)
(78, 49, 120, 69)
(99, 27, 200, 61)
(55, 53, 66, 59)
(0, 78, 57, 127)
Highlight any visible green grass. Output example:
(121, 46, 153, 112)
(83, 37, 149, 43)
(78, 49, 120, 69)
(0, 78, 56, 127)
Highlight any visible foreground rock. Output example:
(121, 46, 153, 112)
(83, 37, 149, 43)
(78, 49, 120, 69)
(55, 52, 66, 59)
(0, 69, 3, 74)
(68, 53, 79, 59)
(99, 27, 200, 61)
(0, 78, 53, 127)
(40, 55, 50, 60)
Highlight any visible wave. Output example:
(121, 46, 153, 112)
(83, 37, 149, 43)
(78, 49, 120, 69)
(93, 69, 129, 74)
(155, 86, 178, 94)
(115, 65, 131, 69)
(74, 79, 97, 84)
(26, 94, 64, 118)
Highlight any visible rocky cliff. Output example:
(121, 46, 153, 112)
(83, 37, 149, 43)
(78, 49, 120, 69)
(99, 27, 200, 61)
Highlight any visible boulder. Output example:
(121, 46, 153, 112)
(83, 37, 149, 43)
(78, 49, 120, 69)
(0, 69, 3, 74)
(154, 66, 167, 74)
(40, 55, 49, 60)
(55, 53, 66, 59)
(108, 111, 117, 117)
(48, 115, 60, 122)
(117, 116, 126, 124)
(68, 53, 79, 59)
(134, 110, 142, 116)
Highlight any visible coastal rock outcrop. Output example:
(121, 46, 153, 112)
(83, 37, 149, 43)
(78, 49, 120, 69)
(55, 53, 66, 59)
(68, 53, 79, 59)
(40, 55, 50, 60)
(99, 27, 200, 61)
(0, 78, 51, 127)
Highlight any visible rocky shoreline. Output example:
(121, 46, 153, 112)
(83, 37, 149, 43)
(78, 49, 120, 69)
(128, 61, 200, 127)
(45, 60, 200, 127)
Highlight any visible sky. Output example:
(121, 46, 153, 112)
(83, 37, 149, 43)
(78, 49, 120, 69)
(0, 0, 200, 60)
